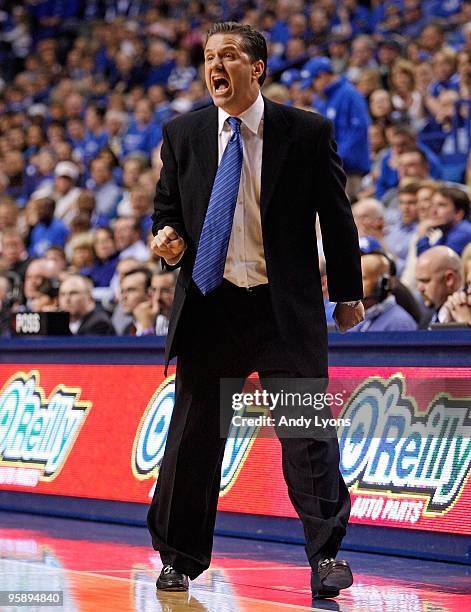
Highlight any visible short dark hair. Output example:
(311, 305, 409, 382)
(401, 147, 428, 166)
(205, 22, 267, 85)
(391, 124, 415, 139)
(436, 186, 470, 218)
(95, 226, 114, 240)
(398, 181, 421, 196)
(45, 245, 66, 259)
(123, 266, 152, 290)
(115, 215, 141, 234)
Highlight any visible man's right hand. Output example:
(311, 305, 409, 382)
(151, 226, 186, 265)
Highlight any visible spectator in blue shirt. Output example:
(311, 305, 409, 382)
(332, 0, 372, 36)
(144, 40, 175, 89)
(419, 22, 446, 55)
(24, 147, 57, 198)
(3, 150, 29, 207)
(167, 49, 198, 93)
(269, 14, 291, 46)
(88, 157, 122, 220)
(424, 0, 463, 20)
(130, 187, 153, 240)
(402, 2, 427, 39)
(28, 196, 69, 258)
(428, 49, 460, 98)
(376, 124, 442, 199)
(109, 51, 145, 93)
(351, 251, 418, 331)
(67, 117, 87, 165)
(122, 99, 162, 159)
(385, 182, 419, 275)
(417, 185, 471, 256)
(81, 226, 119, 290)
(83, 105, 109, 166)
(24, 124, 46, 160)
(302, 56, 370, 198)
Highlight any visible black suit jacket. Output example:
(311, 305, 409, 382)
(152, 97, 362, 376)
(77, 308, 116, 336)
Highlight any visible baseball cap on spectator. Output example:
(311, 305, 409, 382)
(280, 68, 301, 86)
(300, 56, 333, 89)
(54, 161, 79, 182)
(359, 236, 384, 255)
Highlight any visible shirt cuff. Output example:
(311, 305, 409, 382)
(164, 247, 186, 266)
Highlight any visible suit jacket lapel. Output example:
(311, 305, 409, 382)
(192, 105, 218, 225)
(260, 97, 291, 221)
(190, 99, 291, 227)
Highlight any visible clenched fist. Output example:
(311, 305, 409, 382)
(151, 226, 186, 265)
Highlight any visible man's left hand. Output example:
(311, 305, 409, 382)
(133, 301, 155, 329)
(333, 302, 365, 332)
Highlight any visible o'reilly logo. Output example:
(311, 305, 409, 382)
(338, 375, 471, 514)
(133, 375, 256, 494)
(0, 371, 90, 480)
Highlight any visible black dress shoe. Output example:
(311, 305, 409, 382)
(311, 598, 341, 610)
(156, 565, 189, 591)
(312, 558, 353, 598)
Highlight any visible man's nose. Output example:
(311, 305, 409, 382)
(211, 57, 223, 69)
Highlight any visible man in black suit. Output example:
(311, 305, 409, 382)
(148, 22, 364, 600)
(58, 274, 115, 335)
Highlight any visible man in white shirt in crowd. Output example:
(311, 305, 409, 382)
(113, 216, 149, 261)
(119, 266, 153, 335)
(132, 269, 178, 335)
(53, 161, 82, 225)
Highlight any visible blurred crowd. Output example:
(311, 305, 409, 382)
(0, 0, 470, 336)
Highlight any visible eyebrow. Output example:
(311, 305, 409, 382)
(204, 45, 239, 55)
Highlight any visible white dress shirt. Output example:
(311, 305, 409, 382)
(218, 92, 268, 287)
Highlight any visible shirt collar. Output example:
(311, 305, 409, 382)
(363, 295, 396, 321)
(218, 91, 264, 136)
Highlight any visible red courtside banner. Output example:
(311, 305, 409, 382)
(0, 364, 470, 536)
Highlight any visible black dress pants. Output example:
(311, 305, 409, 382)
(146, 280, 350, 580)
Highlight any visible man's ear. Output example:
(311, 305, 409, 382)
(253, 60, 264, 80)
(444, 269, 455, 289)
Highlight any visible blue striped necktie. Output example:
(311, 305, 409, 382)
(192, 116, 243, 295)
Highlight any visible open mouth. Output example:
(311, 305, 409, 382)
(212, 76, 230, 94)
